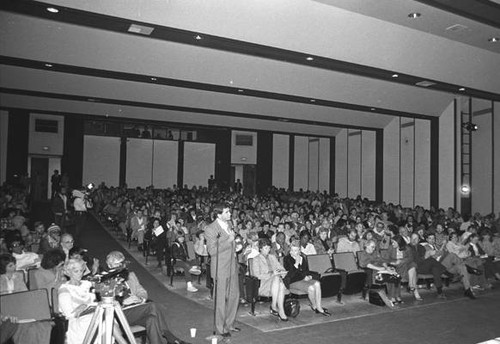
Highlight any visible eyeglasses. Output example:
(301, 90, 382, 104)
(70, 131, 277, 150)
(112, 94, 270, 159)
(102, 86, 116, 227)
(63, 240, 74, 244)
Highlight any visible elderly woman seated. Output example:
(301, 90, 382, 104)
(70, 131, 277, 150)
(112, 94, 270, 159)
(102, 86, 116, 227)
(58, 258, 97, 344)
(283, 241, 331, 316)
(251, 238, 289, 321)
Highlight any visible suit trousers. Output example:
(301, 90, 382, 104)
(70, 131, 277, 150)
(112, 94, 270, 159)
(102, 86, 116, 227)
(123, 302, 178, 344)
(214, 271, 239, 334)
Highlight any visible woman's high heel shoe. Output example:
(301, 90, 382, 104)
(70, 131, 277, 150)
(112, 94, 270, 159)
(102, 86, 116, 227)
(316, 308, 331, 317)
(278, 315, 289, 322)
(270, 306, 279, 317)
(410, 288, 422, 301)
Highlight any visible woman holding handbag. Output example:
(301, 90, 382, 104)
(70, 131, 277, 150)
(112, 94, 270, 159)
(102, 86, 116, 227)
(283, 241, 331, 316)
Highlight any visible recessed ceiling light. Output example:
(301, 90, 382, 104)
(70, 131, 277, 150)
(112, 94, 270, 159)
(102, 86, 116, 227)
(392, 74, 399, 78)
(237, 89, 244, 93)
(47, 7, 59, 13)
(128, 24, 154, 36)
(370, 108, 376, 111)
(459, 87, 466, 91)
(44, 63, 53, 67)
(150, 77, 157, 81)
(488, 37, 499, 43)
(195, 35, 202, 40)
(310, 99, 316, 103)
(408, 12, 421, 19)
(306, 57, 314, 61)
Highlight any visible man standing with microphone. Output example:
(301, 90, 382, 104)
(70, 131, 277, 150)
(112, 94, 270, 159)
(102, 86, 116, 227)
(204, 203, 240, 339)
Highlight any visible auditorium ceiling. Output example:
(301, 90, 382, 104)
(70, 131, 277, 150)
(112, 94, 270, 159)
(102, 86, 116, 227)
(0, 0, 499, 136)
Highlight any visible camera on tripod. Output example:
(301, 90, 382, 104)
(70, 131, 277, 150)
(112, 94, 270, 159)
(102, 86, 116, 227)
(89, 267, 130, 302)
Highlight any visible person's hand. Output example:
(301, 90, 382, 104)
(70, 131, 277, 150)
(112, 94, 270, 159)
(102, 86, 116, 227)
(122, 295, 143, 306)
(304, 275, 312, 281)
(72, 304, 89, 317)
(1, 315, 19, 323)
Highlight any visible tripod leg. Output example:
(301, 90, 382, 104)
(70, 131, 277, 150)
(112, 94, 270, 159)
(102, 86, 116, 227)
(114, 304, 137, 344)
(104, 305, 115, 344)
(83, 306, 104, 344)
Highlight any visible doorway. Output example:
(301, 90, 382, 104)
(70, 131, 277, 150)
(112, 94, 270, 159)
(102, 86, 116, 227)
(30, 157, 48, 201)
(231, 164, 256, 196)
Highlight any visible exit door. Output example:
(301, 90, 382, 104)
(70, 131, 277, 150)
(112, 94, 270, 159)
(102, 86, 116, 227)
(31, 157, 49, 201)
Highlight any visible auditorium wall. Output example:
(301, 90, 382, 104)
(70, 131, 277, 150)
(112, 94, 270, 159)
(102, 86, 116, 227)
(383, 117, 431, 209)
(494, 102, 500, 215)
(336, 129, 376, 201)
(272, 134, 290, 189)
(0, 111, 8, 185)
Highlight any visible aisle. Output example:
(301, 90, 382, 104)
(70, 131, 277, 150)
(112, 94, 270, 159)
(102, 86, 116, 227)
(77, 215, 218, 344)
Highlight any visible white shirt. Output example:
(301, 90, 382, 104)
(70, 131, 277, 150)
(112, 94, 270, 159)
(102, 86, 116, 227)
(73, 197, 87, 212)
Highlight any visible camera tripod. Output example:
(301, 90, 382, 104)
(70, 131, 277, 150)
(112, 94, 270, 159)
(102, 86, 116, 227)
(82, 296, 137, 344)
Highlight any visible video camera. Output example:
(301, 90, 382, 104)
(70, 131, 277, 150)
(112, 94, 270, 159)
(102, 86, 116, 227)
(88, 267, 130, 302)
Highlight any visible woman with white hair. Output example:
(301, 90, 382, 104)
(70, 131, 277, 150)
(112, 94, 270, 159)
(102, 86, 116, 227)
(58, 258, 96, 344)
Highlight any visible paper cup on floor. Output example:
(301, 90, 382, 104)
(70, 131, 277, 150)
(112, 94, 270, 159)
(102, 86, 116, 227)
(190, 328, 196, 338)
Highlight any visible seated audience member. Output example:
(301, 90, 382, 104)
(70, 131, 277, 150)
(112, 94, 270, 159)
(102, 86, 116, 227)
(58, 258, 96, 344)
(271, 232, 290, 259)
(312, 227, 335, 256)
(359, 230, 375, 251)
(336, 228, 361, 255)
(31, 248, 67, 292)
(171, 232, 201, 292)
(105, 251, 191, 344)
(130, 209, 147, 251)
(283, 241, 331, 316)
(59, 233, 75, 261)
(6, 236, 40, 271)
(479, 230, 500, 259)
(258, 221, 274, 240)
(242, 232, 260, 262)
(251, 238, 289, 321)
(382, 235, 422, 301)
(68, 246, 100, 277)
(467, 233, 500, 281)
(38, 223, 61, 255)
(422, 233, 476, 297)
(299, 231, 317, 255)
(193, 230, 208, 259)
(0, 254, 27, 294)
(358, 240, 401, 306)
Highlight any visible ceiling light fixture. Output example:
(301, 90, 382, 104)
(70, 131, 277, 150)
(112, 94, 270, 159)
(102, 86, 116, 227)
(47, 7, 59, 13)
(128, 24, 154, 36)
(408, 12, 421, 19)
(237, 89, 244, 93)
(370, 108, 376, 111)
(150, 77, 157, 81)
(310, 99, 316, 103)
(392, 74, 399, 78)
(488, 37, 499, 43)
(195, 35, 202, 40)
(459, 87, 465, 91)
(44, 63, 53, 67)
(306, 57, 314, 61)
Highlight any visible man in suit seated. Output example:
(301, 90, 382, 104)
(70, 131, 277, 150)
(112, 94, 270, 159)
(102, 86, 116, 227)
(105, 251, 190, 344)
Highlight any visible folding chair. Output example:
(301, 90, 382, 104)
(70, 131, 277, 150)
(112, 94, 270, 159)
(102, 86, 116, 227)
(0, 289, 52, 321)
(306, 254, 342, 298)
(332, 252, 366, 302)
